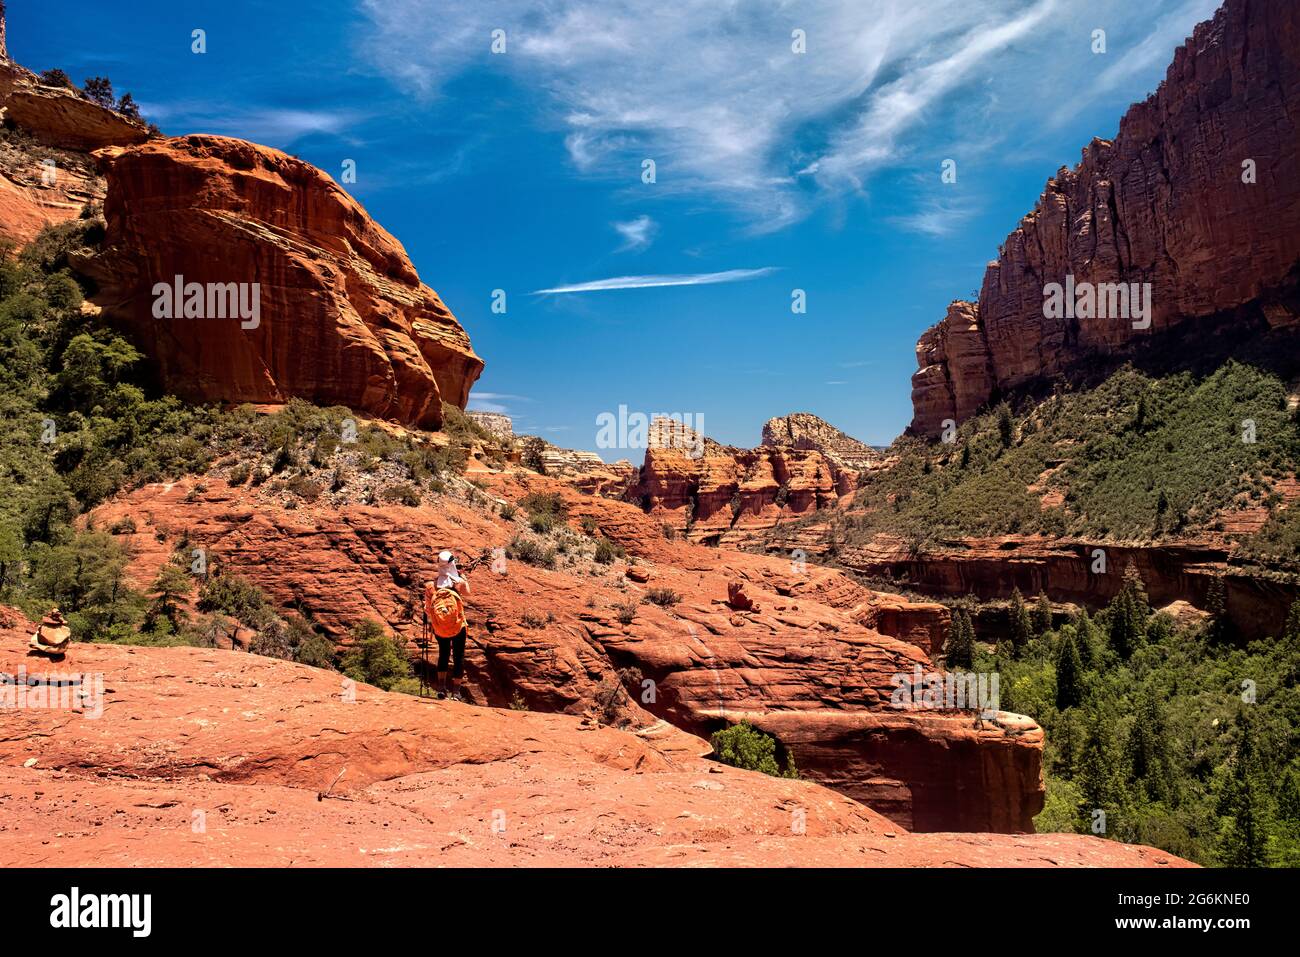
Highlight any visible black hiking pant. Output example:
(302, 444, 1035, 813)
(436, 627, 467, 679)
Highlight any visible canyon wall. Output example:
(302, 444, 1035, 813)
(839, 534, 1300, 643)
(909, 0, 1300, 436)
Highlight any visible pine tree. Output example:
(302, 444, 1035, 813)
(946, 608, 975, 670)
(1107, 565, 1149, 659)
(1219, 715, 1273, 867)
(1205, 576, 1232, 644)
(1055, 631, 1084, 711)
(1078, 709, 1123, 827)
(82, 75, 115, 109)
(1074, 610, 1097, 669)
(997, 405, 1015, 449)
(1032, 592, 1053, 636)
(1125, 690, 1172, 803)
(1285, 600, 1300, 643)
(146, 562, 193, 633)
(1008, 588, 1032, 652)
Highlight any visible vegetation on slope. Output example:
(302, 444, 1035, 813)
(817, 363, 1300, 557)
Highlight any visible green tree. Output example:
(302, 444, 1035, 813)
(339, 619, 411, 691)
(1031, 592, 1053, 636)
(997, 405, 1015, 448)
(1205, 576, 1232, 644)
(945, 608, 976, 670)
(1008, 588, 1032, 652)
(1078, 709, 1123, 824)
(0, 522, 22, 594)
(81, 76, 115, 109)
(1125, 690, 1172, 803)
(1054, 631, 1084, 711)
(1106, 565, 1149, 659)
(145, 562, 193, 633)
(710, 722, 798, 779)
(1216, 717, 1268, 868)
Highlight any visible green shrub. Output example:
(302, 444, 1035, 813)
(594, 537, 624, 564)
(507, 535, 556, 569)
(710, 722, 798, 778)
(339, 619, 412, 692)
(644, 587, 681, 606)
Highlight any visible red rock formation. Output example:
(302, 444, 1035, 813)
(4, 87, 150, 151)
(78, 135, 482, 427)
(909, 0, 1300, 436)
(0, 614, 1190, 866)
(90, 473, 1036, 833)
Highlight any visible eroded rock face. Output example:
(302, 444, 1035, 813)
(839, 533, 1300, 643)
(0, 611, 1190, 866)
(909, 0, 1300, 437)
(79, 135, 482, 427)
(92, 472, 1037, 833)
(4, 87, 149, 152)
(631, 446, 845, 545)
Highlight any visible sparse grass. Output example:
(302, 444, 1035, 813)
(644, 586, 681, 606)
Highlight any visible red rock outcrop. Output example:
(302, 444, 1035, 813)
(90, 472, 1035, 833)
(0, 137, 103, 247)
(0, 616, 1190, 867)
(4, 87, 149, 151)
(78, 135, 482, 428)
(909, 0, 1300, 437)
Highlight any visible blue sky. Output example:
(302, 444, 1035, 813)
(13, 0, 1221, 455)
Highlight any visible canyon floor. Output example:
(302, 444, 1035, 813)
(0, 625, 1191, 868)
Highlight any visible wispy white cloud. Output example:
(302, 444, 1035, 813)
(360, 0, 1224, 229)
(466, 391, 532, 415)
(890, 193, 981, 237)
(141, 102, 356, 146)
(533, 267, 778, 295)
(612, 215, 657, 252)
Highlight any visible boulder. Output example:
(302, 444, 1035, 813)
(78, 135, 482, 428)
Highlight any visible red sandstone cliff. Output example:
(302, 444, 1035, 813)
(77, 135, 482, 427)
(910, 0, 1300, 436)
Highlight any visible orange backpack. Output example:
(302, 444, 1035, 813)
(425, 585, 466, 638)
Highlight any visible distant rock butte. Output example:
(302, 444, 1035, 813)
(909, 0, 1300, 437)
(763, 412, 879, 473)
(630, 413, 873, 546)
(467, 410, 514, 441)
(76, 135, 482, 428)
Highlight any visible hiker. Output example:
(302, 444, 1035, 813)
(29, 608, 71, 658)
(424, 550, 470, 701)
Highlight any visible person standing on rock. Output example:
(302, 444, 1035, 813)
(424, 551, 471, 701)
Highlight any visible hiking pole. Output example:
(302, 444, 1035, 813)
(418, 601, 431, 698)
